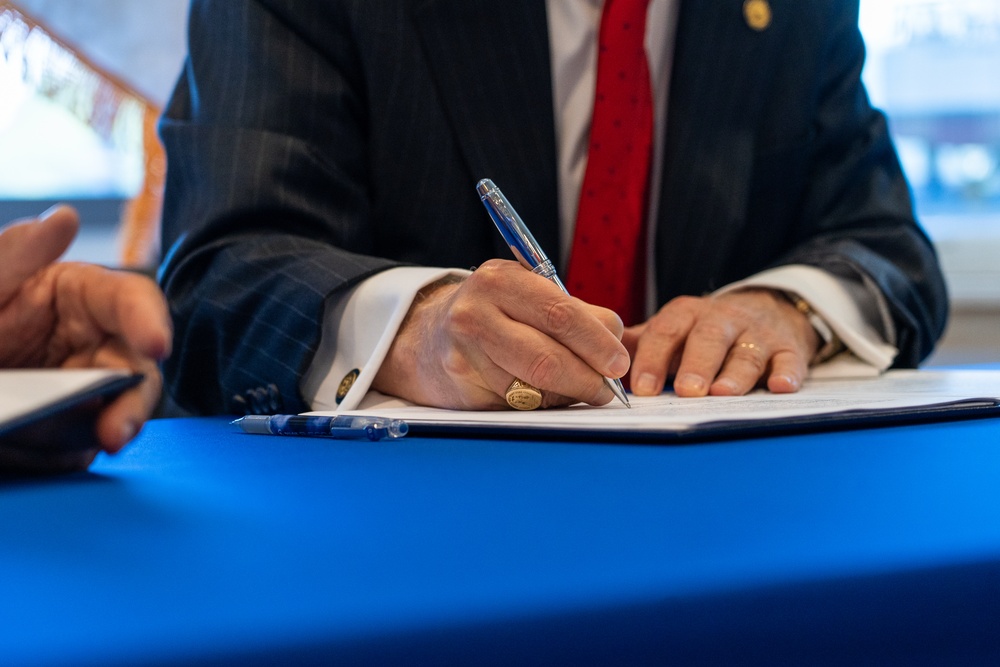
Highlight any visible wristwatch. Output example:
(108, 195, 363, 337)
(785, 293, 845, 364)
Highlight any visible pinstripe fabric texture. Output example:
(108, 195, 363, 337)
(159, 0, 947, 415)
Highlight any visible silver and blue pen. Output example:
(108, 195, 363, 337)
(476, 178, 631, 409)
(233, 414, 409, 441)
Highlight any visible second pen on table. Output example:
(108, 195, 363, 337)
(233, 414, 408, 441)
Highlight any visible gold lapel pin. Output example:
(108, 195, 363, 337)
(743, 0, 772, 31)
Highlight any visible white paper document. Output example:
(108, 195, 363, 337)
(319, 369, 1000, 440)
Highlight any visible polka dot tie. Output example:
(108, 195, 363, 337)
(566, 0, 653, 327)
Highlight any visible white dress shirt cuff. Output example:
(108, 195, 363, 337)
(300, 266, 472, 412)
(714, 265, 899, 377)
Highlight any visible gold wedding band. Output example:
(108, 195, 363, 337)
(737, 342, 759, 351)
(505, 378, 543, 410)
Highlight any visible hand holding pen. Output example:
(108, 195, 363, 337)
(368, 236, 630, 410)
(477, 179, 631, 409)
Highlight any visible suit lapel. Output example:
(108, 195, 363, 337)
(412, 0, 560, 259)
(655, 0, 789, 300)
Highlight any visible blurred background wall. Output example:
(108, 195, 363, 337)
(15, 0, 188, 106)
(1, 0, 188, 263)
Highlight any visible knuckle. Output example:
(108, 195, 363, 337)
(442, 298, 479, 339)
(465, 261, 504, 291)
(524, 350, 563, 387)
(731, 348, 768, 374)
(543, 299, 575, 336)
(587, 304, 624, 339)
(711, 298, 749, 322)
(438, 347, 468, 378)
(477, 258, 508, 272)
(694, 321, 731, 345)
(669, 295, 700, 311)
(646, 314, 687, 341)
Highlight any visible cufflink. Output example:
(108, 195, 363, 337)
(743, 0, 772, 31)
(336, 369, 360, 404)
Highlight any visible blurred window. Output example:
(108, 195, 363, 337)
(0, 4, 145, 200)
(860, 0, 1000, 304)
(0, 3, 164, 267)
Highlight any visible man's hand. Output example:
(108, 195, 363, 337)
(372, 259, 630, 410)
(0, 207, 172, 469)
(625, 289, 820, 398)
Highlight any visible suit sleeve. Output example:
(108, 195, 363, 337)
(773, 3, 948, 367)
(158, 0, 393, 414)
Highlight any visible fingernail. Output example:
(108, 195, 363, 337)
(675, 373, 706, 395)
(608, 351, 630, 377)
(634, 372, 658, 396)
(597, 386, 616, 405)
(770, 374, 800, 392)
(712, 378, 739, 395)
(118, 420, 139, 447)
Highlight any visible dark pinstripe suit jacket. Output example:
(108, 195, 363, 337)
(159, 0, 948, 415)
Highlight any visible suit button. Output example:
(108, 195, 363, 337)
(265, 384, 283, 412)
(232, 384, 283, 414)
(231, 393, 250, 415)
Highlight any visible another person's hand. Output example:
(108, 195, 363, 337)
(0, 207, 171, 470)
(372, 259, 629, 410)
(625, 289, 820, 398)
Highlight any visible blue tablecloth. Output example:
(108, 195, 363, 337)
(3, 416, 1000, 665)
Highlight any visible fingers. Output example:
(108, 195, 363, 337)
(46, 265, 170, 453)
(630, 290, 817, 398)
(582, 302, 625, 341)
(0, 208, 167, 460)
(75, 269, 169, 452)
(627, 296, 698, 396)
(54, 263, 172, 361)
(102, 270, 173, 360)
(764, 349, 810, 394)
(0, 206, 79, 305)
(64, 336, 166, 454)
(703, 292, 814, 396)
(705, 343, 809, 396)
(374, 260, 630, 410)
(94, 364, 164, 453)
(453, 261, 628, 406)
(486, 263, 629, 376)
(475, 313, 617, 408)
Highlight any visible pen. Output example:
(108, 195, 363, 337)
(232, 414, 409, 441)
(476, 178, 631, 408)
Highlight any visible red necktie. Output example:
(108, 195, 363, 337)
(566, 0, 654, 327)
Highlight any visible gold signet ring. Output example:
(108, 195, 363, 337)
(743, 0, 772, 31)
(505, 378, 543, 410)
